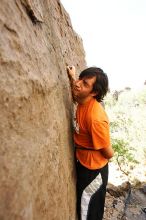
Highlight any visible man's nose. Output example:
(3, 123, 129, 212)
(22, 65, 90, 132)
(75, 79, 82, 87)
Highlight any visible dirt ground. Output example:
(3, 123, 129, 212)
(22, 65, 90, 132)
(104, 162, 146, 220)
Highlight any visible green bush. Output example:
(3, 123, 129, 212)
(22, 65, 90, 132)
(105, 87, 146, 173)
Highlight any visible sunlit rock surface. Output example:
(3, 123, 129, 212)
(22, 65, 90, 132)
(0, 0, 86, 219)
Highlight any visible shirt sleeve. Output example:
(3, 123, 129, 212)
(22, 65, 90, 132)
(91, 119, 111, 150)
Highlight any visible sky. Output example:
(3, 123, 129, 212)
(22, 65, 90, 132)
(60, 0, 146, 90)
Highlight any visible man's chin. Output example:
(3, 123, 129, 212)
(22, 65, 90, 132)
(73, 94, 79, 102)
(73, 94, 77, 100)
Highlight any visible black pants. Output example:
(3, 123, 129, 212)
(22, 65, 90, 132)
(76, 161, 108, 220)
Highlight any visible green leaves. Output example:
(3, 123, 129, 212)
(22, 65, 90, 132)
(105, 87, 146, 175)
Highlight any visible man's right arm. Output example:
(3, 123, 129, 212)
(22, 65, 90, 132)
(67, 66, 76, 85)
(66, 66, 76, 102)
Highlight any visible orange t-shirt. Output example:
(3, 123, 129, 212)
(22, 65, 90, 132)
(74, 98, 111, 170)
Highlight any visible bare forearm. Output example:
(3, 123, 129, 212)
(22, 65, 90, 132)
(67, 66, 77, 102)
(100, 146, 114, 159)
(69, 75, 76, 89)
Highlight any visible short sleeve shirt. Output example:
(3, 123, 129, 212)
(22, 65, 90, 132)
(74, 98, 111, 169)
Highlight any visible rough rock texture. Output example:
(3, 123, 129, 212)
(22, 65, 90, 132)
(104, 183, 146, 220)
(0, 1, 86, 219)
(104, 163, 146, 220)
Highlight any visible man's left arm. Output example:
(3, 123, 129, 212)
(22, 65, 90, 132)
(100, 146, 114, 159)
(91, 119, 114, 159)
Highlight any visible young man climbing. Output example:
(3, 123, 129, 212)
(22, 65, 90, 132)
(67, 66, 114, 220)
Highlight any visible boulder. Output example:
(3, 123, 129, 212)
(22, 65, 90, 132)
(0, 0, 86, 219)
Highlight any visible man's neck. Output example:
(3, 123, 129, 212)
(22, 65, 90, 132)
(77, 96, 94, 105)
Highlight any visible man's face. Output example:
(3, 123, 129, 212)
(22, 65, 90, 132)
(73, 76, 97, 102)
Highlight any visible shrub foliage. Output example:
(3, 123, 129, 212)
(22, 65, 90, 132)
(105, 87, 146, 174)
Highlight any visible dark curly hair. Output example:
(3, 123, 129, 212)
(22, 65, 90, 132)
(79, 67, 109, 102)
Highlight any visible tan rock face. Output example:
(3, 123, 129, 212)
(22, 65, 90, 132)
(0, 0, 86, 219)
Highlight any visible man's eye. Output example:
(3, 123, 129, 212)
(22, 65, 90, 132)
(83, 81, 88, 86)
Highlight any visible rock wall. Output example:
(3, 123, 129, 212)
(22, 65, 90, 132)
(0, 1, 86, 219)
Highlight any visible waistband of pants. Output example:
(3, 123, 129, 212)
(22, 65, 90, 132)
(75, 144, 99, 151)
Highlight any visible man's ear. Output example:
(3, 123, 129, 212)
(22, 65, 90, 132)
(91, 91, 98, 97)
